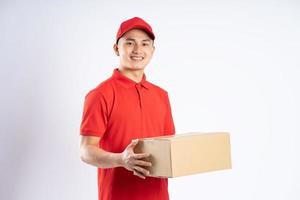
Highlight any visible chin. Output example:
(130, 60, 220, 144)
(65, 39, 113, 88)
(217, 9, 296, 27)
(131, 67, 145, 71)
(127, 65, 146, 71)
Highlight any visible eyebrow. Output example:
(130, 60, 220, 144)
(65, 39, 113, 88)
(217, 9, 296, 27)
(125, 38, 152, 42)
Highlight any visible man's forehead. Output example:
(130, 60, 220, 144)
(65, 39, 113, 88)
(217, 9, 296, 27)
(124, 38, 152, 42)
(121, 29, 153, 40)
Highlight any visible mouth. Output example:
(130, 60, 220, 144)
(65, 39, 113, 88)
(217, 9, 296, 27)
(130, 56, 144, 61)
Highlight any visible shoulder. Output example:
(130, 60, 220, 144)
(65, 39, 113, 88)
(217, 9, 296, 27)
(146, 81, 169, 97)
(146, 80, 168, 93)
(85, 77, 114, 100)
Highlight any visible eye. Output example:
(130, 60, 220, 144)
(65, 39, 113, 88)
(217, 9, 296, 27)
(142, 42, 150, 46)
(126, 41, 133, 46)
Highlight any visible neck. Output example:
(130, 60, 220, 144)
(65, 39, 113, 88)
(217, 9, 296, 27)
(118, 67, 144, 83)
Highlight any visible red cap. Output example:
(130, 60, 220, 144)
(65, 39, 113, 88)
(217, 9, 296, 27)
(116, 17, 155, 43)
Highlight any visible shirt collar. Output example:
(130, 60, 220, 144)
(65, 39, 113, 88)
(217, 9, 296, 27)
(112, 68, 150, 89)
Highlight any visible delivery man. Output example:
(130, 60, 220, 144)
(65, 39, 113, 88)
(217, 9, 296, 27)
(79, 17, 175, 200)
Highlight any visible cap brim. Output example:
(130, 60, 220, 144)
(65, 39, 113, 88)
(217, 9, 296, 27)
(116, 25, 155, 43)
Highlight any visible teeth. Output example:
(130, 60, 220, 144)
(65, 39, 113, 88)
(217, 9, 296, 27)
(131, 56, 143, 60)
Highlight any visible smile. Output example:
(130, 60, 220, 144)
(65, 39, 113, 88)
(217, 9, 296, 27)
(130, 56, 144, 61)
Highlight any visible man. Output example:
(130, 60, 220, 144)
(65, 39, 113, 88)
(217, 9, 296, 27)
(80, 17, 175, 200)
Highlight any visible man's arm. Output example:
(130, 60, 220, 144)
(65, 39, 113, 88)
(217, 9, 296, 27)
(80, 136, 152, 179)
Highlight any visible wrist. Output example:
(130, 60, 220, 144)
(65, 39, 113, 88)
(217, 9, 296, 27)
(115, 153, 124, 167)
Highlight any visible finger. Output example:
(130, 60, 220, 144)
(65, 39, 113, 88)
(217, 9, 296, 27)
(132, 153, 150, 159)
(133, 160, 152, 167)
(127, 139, 139, 149)
(134, 166, 150, 177)
(133, 169, 146, 179)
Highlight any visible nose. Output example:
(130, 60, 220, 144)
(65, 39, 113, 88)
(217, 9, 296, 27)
(132, 43, 141, 54)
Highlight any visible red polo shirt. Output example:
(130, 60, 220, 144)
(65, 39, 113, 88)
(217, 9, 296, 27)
(80, 68, 175, 200)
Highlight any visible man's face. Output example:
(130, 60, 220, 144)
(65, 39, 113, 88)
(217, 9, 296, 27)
(114, 29, 155, 71)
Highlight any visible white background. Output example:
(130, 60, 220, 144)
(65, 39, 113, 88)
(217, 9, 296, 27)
(1, 0, 299, 199)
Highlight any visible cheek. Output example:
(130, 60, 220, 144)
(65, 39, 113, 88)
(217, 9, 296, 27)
(121, 48, 132, 57)
(119, 50, 129, 59)
(146, 50, 154, 59)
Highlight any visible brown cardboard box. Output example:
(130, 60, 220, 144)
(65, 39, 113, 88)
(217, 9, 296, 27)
(134, 132, 231, 178)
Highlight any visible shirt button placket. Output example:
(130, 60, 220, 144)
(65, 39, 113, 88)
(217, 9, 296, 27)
(135, 84, 142, 108)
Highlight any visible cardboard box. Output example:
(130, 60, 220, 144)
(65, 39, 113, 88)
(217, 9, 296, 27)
(134, 132, 231, 178)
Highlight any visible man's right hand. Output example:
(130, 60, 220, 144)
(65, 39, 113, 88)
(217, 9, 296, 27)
(120, 139, 152, 179)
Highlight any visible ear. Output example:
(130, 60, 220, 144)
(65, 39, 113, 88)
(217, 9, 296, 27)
(113, 44, 120, 56)
(150, 44, 155, 57)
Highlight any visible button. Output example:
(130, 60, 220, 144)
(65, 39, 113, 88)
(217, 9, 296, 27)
(135, 83, 141, 89)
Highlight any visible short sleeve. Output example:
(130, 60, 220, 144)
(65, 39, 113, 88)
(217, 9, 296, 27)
(80, 90, 108, 137)
(164, 93, 175, 136)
